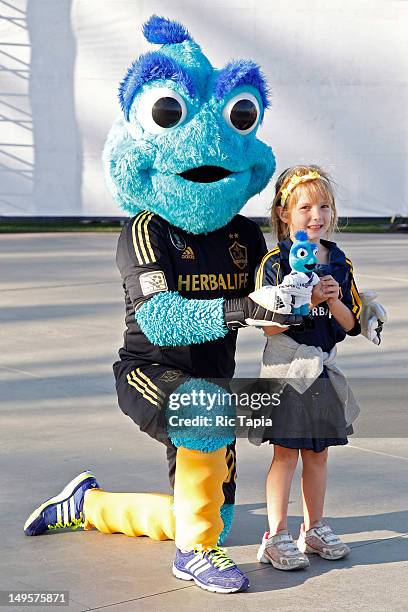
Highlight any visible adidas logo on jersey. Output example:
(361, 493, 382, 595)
(181, 246, 195, 260)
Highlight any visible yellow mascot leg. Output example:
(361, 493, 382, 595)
(174, 446, 228, 551)
(83, 491, 175, 540)
(82, 447, 227, 547)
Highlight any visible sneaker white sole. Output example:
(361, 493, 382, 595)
(172, 565, 247, 594)
(257, 543, 309, 570)
(24, 471, 95, 532)
(298, 540, 350, 560)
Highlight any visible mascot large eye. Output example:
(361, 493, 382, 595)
(223, 92, 260, 134)
(135, 87, 187, 134)
(295, 247, 308, 259)
(152, 97, 183, 127)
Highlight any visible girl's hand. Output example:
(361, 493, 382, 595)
(311, 281, 326, 306)
(320, 275, 340, 306)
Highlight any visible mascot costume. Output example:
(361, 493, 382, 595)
(23, 16, 386, 594)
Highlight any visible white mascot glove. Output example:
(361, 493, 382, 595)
(360, 290, 387, 345)
(247, 283, 310, 327)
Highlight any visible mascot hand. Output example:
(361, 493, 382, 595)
(224, 288, 303, 329)
(360, 290, 388, 345)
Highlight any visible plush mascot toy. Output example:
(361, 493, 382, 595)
(286, 230, 319, 315)
(23, 16, 306, 594)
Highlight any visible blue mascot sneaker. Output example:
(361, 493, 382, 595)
(173, 546, 249, 593)
(24, 471, 99, 536)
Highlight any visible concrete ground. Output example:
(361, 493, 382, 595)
(1, 232, 407, 611)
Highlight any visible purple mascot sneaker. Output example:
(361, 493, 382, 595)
(24, 471, 99, 536)
(173, 546, 249, 593)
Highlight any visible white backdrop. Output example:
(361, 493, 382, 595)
(1, 0, 407, 217)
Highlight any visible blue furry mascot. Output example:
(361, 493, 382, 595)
(23, 16, 304, 594)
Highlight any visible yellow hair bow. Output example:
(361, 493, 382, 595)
(280, 170, 321, 207)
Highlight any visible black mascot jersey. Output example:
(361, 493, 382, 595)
(255, 237, 362, 353)
(116, 211, 267, 378)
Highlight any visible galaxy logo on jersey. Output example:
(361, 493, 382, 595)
(139, 270, 168, 296)
(159, 370, 184, 382)
(168, 228, 186, 251)
(181, 246, 195, 260)
(229, 241, 248, 270)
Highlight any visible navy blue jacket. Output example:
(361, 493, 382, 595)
(255, 237, 361, 353)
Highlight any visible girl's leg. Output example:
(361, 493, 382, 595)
(266, 445, 299, 534)
(300, 448, 328, 530)
(298, 448, 350, 559)
(259, 445, 309, 570)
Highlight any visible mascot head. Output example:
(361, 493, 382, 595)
(289, 230, 318, 273)
(103, 15, 276, 234)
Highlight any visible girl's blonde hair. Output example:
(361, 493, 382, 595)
(271, 165, 337, 241)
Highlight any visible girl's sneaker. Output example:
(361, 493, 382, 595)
(257, 530, 310, 570)
(297, 521, 350, 560)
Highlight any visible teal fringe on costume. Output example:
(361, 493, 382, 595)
(136, 292, 228, 346)
(218, 503, 235, 545)
(166, 378, 235, 451)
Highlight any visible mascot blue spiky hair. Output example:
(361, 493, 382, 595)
(103, 15, 274, 234)
(23, 16, 306, 594)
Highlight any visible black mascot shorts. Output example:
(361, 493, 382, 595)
(113, 360, 236, 506)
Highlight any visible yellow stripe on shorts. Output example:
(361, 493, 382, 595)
(136, 368, 166, 399)
(127, 373, 160, 407)
(132, 371, 162, 403)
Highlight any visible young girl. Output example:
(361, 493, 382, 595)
(255, 165, 362, 570)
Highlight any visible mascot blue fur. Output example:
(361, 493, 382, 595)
(104, 18, 274, 235)
(103, 15, 277, 549)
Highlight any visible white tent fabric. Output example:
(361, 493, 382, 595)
(1, 0, 407, 218)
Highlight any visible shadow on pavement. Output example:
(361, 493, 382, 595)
(229, 503, 408, 545)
